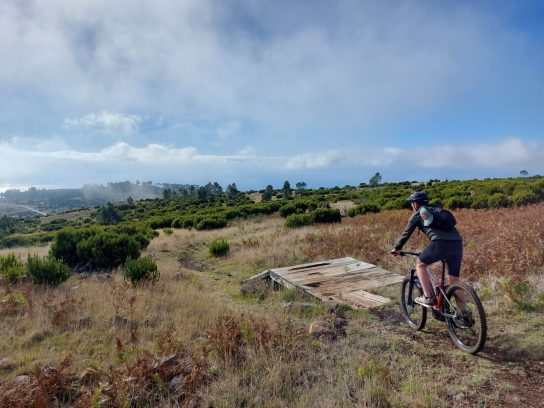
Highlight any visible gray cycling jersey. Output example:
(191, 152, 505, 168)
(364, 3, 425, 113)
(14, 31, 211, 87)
(394, 211, 462, 250)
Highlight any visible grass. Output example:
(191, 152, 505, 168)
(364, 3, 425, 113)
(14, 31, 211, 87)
(1, 207, 544, 406)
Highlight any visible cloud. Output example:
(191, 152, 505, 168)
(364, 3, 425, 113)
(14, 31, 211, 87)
(1, 137, 542, 174)
(2, 0, 533, 136)
(64, 111, 141, 135)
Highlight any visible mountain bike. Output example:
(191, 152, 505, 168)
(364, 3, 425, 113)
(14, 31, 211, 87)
(398, 251, 487, 354)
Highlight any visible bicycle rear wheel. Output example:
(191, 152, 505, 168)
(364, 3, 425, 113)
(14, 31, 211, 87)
(445, 283, 487, 354)
(401, 277, 427, 330)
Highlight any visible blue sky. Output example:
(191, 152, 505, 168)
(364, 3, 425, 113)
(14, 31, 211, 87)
(1, 0, 543, 191)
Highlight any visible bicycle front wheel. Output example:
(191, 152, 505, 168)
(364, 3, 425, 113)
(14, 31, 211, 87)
(401, 277, 427, 330)
(445, 283, 487, 354)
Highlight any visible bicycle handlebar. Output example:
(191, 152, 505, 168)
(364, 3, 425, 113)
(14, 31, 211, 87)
(399, 250, 420, 257)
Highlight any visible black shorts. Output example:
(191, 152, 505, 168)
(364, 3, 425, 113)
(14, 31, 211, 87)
(419, 240, 463, 277)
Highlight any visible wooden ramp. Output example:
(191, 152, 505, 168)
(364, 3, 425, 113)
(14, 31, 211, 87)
(245, 257, 403, 308)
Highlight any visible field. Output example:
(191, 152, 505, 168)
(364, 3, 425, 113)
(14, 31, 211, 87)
(1, 205, 544, 407)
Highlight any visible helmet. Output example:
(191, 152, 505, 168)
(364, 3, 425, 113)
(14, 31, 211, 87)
(407, 191, 429, 204)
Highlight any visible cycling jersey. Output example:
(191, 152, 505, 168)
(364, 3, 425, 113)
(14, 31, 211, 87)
(394, 211, 462, 251)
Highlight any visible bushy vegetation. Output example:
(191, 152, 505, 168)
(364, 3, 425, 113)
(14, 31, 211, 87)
(312, 207, 342, 224)
(285, 213, 314, 228)
(50, 225, 153, 269)
(123, 256, 159, 285)
(26, 255, 71, 286)
(209, 238, 230, 257)
(0, 253, 26, 283)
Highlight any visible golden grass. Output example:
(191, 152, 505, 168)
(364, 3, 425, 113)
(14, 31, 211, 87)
(2, 205, 543, 406)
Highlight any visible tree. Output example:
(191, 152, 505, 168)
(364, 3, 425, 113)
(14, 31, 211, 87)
(97, 202, 123, 225)
(226, 183, 239, 199)
(295, 181, 307, 195)
(520, 170, 529, 177)
(262, 185, 274, 201)
(369, 172, 382, 187)
(282, 181, 293, 199)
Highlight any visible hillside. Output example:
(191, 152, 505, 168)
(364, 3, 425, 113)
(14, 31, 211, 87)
(1, 201, 543, 406)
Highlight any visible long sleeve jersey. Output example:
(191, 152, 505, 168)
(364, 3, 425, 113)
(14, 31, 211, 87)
(394, 211, 462, 250)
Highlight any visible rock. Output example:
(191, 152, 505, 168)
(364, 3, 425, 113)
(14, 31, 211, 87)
(77, 317, 92, 329)
(13, 375, 31, 386)
(0, 357, 15, 372)
(309, 320, 336, 339)
(285, 302, 319, 314)
(22, 330, 51, 349)
(80, 367, 100, 384)
(114, 315, 138, 330)
(42, 363, 58, 375)
(168, 375, 186, 395)
(153, 354, 178, 371)
(324, 301, 339, 313)
(334, 318, 348, 329)
(454, 393, 464, 402)
(324, 301, 346, 318)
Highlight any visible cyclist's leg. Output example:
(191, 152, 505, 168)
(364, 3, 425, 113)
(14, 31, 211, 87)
(418, 241, 442, 299)
(416, 258, 434, 297)
(445, 241, 469, 311)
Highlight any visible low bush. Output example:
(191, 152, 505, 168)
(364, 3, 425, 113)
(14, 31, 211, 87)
(347, 202, 381, 217)
(26, 255, 70, 286)
(195, 216, 227, 231)
(124, 256, 159, 285)
(279, 202, 308, 217)
(284, 213, 314, 228)
(163, 228, 173, 236)
(76, 232, 141, 269)
(311, 208, 341, 224)
(209, 238, 230, 257)
(0, 253, 26, 283)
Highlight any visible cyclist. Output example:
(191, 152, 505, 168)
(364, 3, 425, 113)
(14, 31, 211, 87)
(391, 191, 463, 307)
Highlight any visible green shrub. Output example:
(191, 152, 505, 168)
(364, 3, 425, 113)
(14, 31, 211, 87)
(512, 188, 539, 206)
(311, 208, 341, 224)
(487, 193, 509, 208)
(284, 213, 314, 228)
(0, 253, 26, 283)
(163, 228, 173, 236)
(26, 255, 70, 286)
(195, 216, 227, 231)
(279, 202, 308, 217)
(172, 218, 183, 228)
(123, 256, 159, 285)
(347, 202, 381, 217)
(209, 238, 230, 257)
(76, 232, 141, 269)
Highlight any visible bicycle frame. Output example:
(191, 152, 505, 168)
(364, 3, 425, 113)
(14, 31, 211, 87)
(404, 252, 459, 319)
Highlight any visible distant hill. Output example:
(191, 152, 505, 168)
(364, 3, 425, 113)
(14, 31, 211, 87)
(0, 181, 194, 216)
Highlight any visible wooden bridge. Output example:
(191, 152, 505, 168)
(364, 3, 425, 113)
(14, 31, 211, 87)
(244, 257, 404, 308)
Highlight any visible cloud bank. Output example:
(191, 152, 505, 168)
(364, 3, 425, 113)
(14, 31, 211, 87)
(1, 138, 542, 187)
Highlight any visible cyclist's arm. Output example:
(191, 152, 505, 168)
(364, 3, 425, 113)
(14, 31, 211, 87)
(393, 213, 420, 250)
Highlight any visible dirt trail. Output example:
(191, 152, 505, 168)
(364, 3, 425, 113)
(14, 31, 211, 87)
(371, 308, 544, 408)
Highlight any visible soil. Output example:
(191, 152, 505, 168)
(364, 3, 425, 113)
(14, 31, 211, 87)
(370, 308, 544, 407)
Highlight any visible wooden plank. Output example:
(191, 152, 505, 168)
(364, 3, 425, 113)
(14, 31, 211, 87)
(243, 257, 403, 309)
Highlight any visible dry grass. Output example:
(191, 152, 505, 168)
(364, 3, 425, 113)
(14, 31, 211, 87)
(1, 205, 543, 406)
(0, 245, 50, 259)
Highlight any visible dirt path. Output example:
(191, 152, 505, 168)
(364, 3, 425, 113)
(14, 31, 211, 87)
(371, 308, 544, 407)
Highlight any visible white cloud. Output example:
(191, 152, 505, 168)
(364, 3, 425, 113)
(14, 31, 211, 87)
(64, 111, 141, 135)
(0, 0, 524, 132)
(2, 137, 542, 175)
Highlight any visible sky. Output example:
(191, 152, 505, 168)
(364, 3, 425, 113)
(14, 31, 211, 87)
(1, 0, 544, 191)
